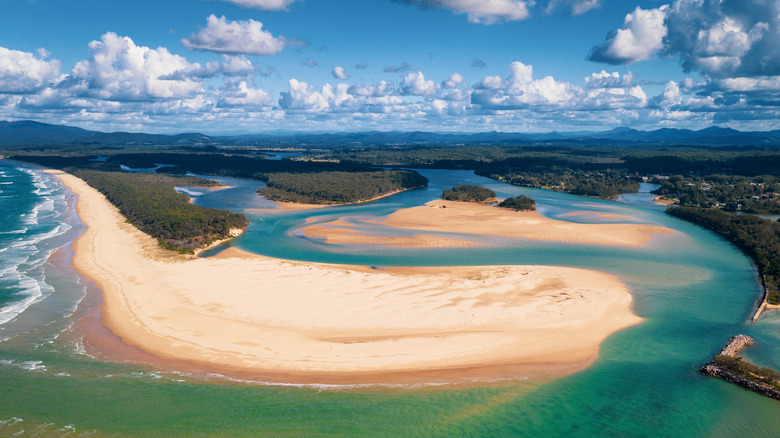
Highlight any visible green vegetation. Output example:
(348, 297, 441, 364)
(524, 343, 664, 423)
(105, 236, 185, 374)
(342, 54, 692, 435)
(712, 355, 780, 388)
(484, 168, 641, 199)
(652, 174, 780, 214)
(71, 170, 248, 252)
(441, 185, 496, 203)
(666, 207, 780, 305)
(11, 152, 428, 206)
(314, 145, 780, 202)
(497, 195, 536, 211)
(257, 170, 428, 204)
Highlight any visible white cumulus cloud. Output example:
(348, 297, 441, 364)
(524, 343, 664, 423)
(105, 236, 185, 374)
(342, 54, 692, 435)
(401, 0, 531, 25)
(545, 0, 601, 17)
(400, 71, 437, 96)
(222, 55, 256, 76)
(0, 47, 61, 94)
(585, 71, 634, 88)
(181, 15, 285, 56)
(69, 32, 202, 101)
(332, 66, 349, 80)
(218, 81, 273, 107)
(220, 0, 299, 11)
(588, 5, 668, 64)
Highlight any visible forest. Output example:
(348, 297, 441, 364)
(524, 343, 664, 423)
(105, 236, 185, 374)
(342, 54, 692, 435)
(257, 170, 428, 204)
(72, 170, 248, 252)
(11, 152, 430, 205)
(441, 185, 497, 203)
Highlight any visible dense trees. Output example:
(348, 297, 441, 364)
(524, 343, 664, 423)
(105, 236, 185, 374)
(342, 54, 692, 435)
(441, 185, 496, 203)
(71, 170, 248, 252)
(497, 195, 536, 211)
(256, 170, 428, 204)
(483, 168, 641, 199)
(12, 152, 430, 206)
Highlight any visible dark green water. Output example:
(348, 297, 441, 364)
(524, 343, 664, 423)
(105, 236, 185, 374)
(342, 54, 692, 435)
(1, 163, 779, 437)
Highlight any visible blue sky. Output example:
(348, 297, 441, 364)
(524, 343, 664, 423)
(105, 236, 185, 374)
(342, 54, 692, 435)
(0, 0, 777, 134)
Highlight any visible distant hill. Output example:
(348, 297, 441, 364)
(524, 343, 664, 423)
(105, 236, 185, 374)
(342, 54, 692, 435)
(0, 120, 219, 147)
(226, 127, 780, 147)
(2, 120, 780, 148)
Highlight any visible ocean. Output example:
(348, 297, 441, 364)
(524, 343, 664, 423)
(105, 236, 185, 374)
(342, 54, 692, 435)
(1, 160, 779, 436)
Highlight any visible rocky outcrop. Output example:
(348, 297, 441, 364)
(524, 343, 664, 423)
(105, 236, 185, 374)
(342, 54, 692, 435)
(701, 364, 780, 401)
(701, 335, 780, 402)
(719, 334, 755, 357)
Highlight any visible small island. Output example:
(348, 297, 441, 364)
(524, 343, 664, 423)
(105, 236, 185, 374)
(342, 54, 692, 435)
(441, 184, 497, 203)
(498, 195, 536, 211)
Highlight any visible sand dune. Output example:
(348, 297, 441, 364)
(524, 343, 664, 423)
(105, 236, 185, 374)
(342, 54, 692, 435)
(51, 170, 642, 384)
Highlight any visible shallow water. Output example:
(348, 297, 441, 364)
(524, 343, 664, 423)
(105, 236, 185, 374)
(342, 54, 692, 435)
(1, 161, 778, 437)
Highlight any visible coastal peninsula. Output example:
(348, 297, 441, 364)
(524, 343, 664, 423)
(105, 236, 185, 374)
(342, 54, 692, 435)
(52, 169, 647, 384)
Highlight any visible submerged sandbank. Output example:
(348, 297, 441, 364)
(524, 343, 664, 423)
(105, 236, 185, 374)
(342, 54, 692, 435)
(52, 170, 642, 384)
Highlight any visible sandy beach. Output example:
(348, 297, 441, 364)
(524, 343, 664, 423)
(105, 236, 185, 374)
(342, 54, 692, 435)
(52, 170, 643, 383)
(303, 200, 673, 248)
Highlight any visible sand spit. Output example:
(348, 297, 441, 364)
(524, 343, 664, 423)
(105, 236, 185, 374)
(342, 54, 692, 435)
(50, 170, 642, 384)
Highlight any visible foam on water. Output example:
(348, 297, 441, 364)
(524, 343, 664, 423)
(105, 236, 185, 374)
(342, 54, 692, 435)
(0, 165, 78, 329)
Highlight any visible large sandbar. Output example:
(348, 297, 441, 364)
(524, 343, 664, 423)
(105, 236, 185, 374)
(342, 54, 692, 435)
(303, 200, 673, 248)
(52, 170, 643, 384)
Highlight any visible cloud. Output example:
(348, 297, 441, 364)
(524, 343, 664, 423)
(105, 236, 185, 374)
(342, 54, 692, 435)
(279, 79, 354, 111)
(472, 61, 581, 109)
(347, 81, 395, 97)
(664, 0, 779, 78)
(332, 66, 349, 80)
(220, 0, 299, 11)
(590, 0, 780, 79)
(441, 73, 464, 89)
(588, 6, 668, 65)
(649, 81, 683, 109)
(222, 55, 255, 76)
(384, 62, 412, 73)
(471, 58, 487, 69)
(303, 58, 318, 68)
(218, 81, 273, 107)
(355, 63, 368, 70)
(400, 71, 437, 96)
(585, 71, 634, 88)
(181, 15, 285, 56)
(399, 0, 531, 24)
(0, 47, 61, 94)
(69, 32, 203, 101)
(545, 0, 601, 16)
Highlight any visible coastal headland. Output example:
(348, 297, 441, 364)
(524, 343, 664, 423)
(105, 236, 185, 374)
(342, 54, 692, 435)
(51, 169, 653, 384)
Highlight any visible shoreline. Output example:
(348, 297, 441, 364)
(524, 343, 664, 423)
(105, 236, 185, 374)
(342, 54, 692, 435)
(270, 186, 425, 211)
(50, 169, 642, 385)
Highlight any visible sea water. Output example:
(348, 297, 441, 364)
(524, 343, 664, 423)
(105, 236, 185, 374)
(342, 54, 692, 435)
(1, 161, 779, 437)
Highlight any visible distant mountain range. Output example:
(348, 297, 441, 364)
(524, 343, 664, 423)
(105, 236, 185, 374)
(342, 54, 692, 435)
(2, 120, 780, 148)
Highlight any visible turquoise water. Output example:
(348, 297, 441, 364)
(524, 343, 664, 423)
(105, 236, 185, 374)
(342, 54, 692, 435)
(1, 161, 779, 436)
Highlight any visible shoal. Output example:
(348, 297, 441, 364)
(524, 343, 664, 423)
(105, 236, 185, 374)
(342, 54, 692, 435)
(50, 170, 643, 384)
(355, 200, 674, 247)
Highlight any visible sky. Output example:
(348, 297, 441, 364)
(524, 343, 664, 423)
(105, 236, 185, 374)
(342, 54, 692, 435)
(0, 0, 778, 134)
